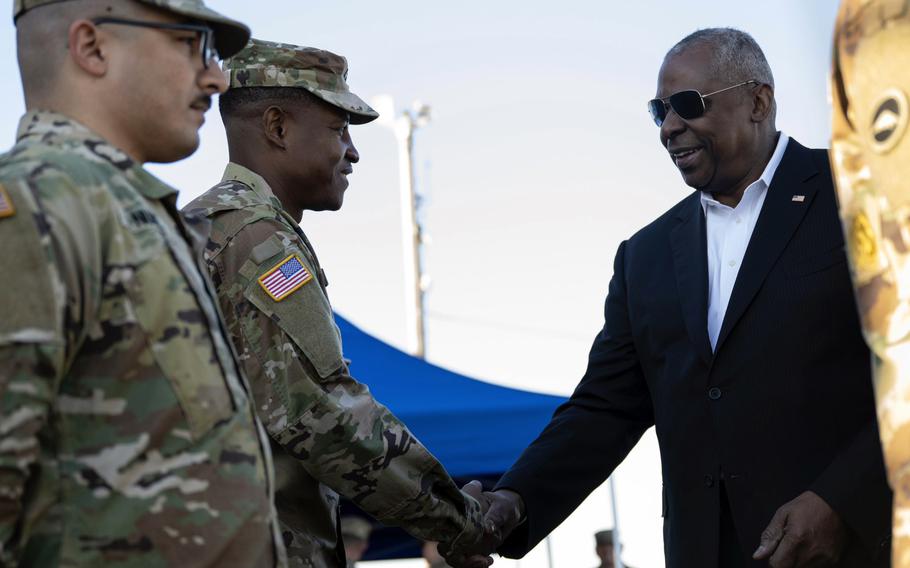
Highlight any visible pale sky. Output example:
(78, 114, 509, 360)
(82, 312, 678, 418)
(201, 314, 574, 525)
(0, 1, 841, 566)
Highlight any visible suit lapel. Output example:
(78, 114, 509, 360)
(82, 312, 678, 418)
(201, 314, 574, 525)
(670, 194, 713, 366)
(713, 141, 821, 354)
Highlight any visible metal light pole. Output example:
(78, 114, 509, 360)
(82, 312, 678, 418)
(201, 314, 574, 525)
(609, 476, 624, 568)
(374, 96, 432, 359)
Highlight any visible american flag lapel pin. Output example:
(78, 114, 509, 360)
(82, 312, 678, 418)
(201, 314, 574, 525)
(791, 195, 806, 203)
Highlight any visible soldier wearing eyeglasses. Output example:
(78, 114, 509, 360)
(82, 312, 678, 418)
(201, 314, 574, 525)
(445, 28, 891, 568)
(0, 1, 288, 566)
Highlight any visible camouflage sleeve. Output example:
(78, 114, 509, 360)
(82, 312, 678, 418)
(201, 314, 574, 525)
(212, 219, 486, 550)
(831, 1, 910, 557)
(0, 181, 68, 565)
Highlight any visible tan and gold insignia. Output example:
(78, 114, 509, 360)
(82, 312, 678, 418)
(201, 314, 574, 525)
(0, 184, 15, 219)
(850, 211, 880, 274)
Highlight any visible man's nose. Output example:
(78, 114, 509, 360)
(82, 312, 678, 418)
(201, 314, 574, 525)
(200, 60, 228, 95)
(660, 107, 686, 144)
(344, 132, 360, 163)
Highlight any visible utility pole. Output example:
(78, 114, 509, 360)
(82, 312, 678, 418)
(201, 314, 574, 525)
(374, 96, 432, 358)
(609, 476, 624, 568)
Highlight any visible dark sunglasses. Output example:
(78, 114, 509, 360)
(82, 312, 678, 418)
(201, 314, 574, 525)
(91, 17, 219, 69)
(647, 80, 758, 127)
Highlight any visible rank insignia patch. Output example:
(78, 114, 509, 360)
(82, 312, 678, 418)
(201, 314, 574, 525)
(0, 184, 15, 219)
(259, 254, 312, 301)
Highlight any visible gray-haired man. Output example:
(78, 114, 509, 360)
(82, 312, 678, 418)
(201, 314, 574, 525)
(447, 27, 892, 568)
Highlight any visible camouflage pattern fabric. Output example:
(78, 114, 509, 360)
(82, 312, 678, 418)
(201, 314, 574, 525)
(224, 39, 379, 125)
(831, 1, 910, 565)
(0, 112, 286, 567)
(13, 0, 250, 58)
(182, 163, 485, 567)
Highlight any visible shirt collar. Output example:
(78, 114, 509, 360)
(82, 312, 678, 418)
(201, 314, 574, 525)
(700, 131, 790, 214)
(221, 162, 285, 211)
(15, 110, 178, 201)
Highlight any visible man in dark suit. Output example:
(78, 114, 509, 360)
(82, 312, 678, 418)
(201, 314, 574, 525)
(445, 28, 892, 568)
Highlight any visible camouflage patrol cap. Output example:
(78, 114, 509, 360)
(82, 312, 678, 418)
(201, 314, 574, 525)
(224, 38, 379, 125)
(13, 0, 251, 59)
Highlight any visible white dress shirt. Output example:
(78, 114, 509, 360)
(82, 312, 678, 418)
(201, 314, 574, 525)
(702, 133, 789, 350)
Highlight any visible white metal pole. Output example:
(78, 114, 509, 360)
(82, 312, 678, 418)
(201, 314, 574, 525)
(545, 535, 554, 568)
(393, 115, 425, 359)
(608, 476, 623, 568)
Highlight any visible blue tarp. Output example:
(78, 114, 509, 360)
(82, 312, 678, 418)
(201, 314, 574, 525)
(334, 313, 567, 559)
(335, 313, 567, 478)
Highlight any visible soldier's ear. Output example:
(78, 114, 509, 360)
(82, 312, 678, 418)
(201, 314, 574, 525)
(68, 19, 108, 77)
(262, 106, 289, 150)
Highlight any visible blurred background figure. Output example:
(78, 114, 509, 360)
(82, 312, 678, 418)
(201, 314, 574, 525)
(594, 529, 636, 568)
(831, 0, 910, 565)
(423, 541, 452, 568)
(341, 516, 373, 567)
(595, 530, 616, 568)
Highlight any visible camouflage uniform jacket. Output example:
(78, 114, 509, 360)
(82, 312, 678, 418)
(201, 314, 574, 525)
(182, 163, 485, 567)
(0, 112, 287, 568)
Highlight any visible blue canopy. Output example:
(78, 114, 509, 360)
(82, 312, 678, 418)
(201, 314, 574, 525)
(335, 313, 567, 478)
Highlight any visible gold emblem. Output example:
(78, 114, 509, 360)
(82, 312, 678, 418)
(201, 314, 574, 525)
(870, 88, 909, 154)
(850, 212, 879, 273)
(0, 184, 15, 219)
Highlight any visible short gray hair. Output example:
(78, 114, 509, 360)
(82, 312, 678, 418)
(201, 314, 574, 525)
(667, 28, 774, 89)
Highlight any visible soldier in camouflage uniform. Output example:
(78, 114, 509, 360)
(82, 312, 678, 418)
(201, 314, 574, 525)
(832, 1, 910, 565)
(0, 1, 287, 566)
(182, 39, 493, 568)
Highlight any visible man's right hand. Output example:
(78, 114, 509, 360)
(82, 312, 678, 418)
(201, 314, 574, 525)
(440, 483, 526, 568)
(482, 488, 525, 542)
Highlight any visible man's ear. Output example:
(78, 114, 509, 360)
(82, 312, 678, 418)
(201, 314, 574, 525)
(68, 20, 108, 78)
(751, 83, 774, 122)
(262, 105, 289, 150)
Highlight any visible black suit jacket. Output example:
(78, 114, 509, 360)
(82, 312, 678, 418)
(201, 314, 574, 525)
(496, 140, 892, 567)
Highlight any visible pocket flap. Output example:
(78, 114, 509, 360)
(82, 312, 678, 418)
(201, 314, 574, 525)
(786, 246, 847, 278)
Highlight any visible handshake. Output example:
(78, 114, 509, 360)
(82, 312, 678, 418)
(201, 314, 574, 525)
(439, 481, 526, 568)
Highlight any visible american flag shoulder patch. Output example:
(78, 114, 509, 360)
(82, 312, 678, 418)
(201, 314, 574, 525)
(0, 184, 16, 219)
(258, 254, 313, 302)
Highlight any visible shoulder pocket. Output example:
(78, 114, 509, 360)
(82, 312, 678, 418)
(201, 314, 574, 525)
(0, 181, 60, 344)
(242, 242, 344, 379)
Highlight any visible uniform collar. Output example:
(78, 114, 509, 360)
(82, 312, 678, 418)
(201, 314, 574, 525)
(221, 162, 285, 212)
(15, 110, 178, 201)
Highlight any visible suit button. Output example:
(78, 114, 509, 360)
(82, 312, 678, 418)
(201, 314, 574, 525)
(708, 387, 722, 400)
(704, 475, 715, 488)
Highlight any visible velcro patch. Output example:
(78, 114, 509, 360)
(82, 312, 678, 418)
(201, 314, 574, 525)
(258, 254, 312, 301)
(0, 184, 16, 219)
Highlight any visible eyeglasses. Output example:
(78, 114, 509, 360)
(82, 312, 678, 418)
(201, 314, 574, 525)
(647, 80, 758, 127)
(91, 17, 219, 69)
